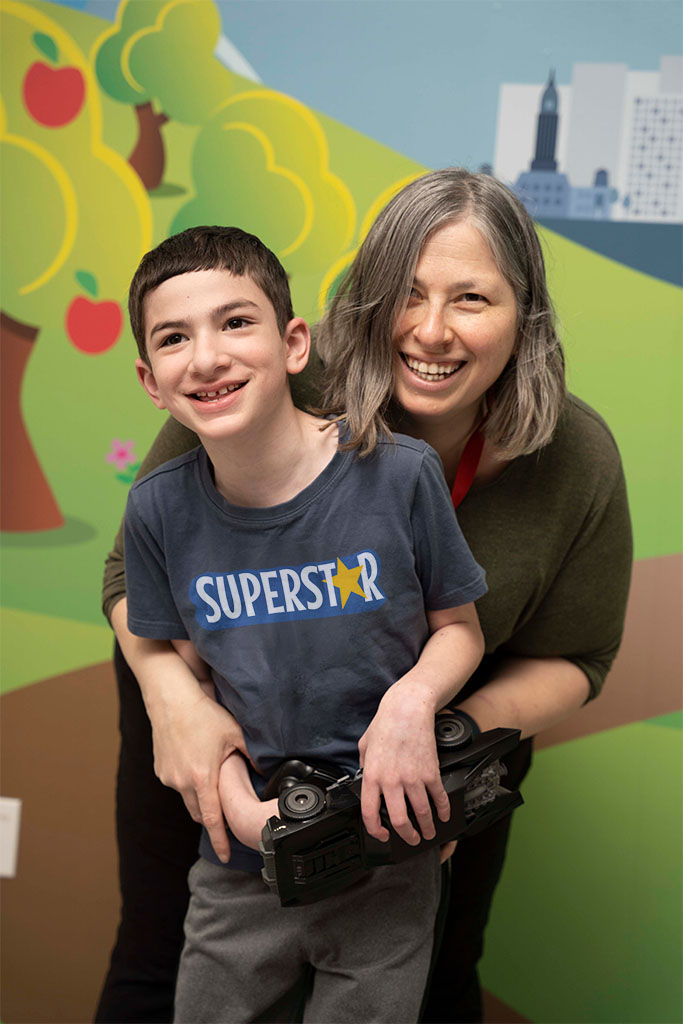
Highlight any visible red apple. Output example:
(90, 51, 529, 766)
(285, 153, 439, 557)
(23, 62, 85, 128)
(66, 297, 122, 355)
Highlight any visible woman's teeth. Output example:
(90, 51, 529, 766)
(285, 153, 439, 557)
(194, 384, 244, 401)
(403, 355, 461, 382)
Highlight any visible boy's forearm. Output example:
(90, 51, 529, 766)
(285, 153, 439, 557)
(357, 608, 483, 845)
(219, 754, 277, 850)
(388, 615, 485, 715)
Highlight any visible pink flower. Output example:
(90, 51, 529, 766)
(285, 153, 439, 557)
(106, 439, 137, 472)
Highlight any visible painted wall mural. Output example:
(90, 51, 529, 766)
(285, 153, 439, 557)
(1, 2, 681, 1022)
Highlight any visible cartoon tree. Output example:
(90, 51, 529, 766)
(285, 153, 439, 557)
(93, 0, 236, 191)
(171, 89, 357, 321)
(0, 1, 150, 531)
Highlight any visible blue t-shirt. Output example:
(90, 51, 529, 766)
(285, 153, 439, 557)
(125, 433, 487, 869)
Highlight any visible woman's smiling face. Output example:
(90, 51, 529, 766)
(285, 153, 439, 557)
(392, 218, 519, 440)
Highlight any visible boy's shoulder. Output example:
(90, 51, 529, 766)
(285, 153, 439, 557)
(372, 431, 443, 475)
(129, 445, 203, 498)
(381, 432, 432, 457)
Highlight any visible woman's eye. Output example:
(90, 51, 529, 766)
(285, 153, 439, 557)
(462, 293, 485, 303)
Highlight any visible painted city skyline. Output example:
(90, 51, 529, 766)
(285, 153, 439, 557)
(495, 57, 683, 225)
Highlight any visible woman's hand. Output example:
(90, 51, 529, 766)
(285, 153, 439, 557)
(149, 684, 249, 861)
(358, 680, 451, 846)
(111, 600, 249, 862)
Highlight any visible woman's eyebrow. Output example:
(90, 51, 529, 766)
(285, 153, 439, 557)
(412, 275, 478, 291)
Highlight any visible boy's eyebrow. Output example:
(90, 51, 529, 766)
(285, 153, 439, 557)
(149, 300, 261, 338)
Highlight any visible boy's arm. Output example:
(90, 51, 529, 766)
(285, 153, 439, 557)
(358, 601, 484, 846)
(111, 599, 248, 862)
(218, 753, 278, 850)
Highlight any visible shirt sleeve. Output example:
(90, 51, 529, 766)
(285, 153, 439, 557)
(124, 487, 190, 640)
(411, 445, 488, 610)
(503, 456, 632, 699)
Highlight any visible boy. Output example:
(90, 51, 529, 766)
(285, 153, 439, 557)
(123, 226, 486, 1023)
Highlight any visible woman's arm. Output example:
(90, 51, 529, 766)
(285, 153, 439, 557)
(457, 655, 590, 737)
(110, 599, 247, 863)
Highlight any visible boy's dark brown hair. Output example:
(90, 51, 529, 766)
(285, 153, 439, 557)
(129, 225, 295, 362)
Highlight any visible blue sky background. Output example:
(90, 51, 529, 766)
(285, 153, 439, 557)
(64, 0, 681, 170)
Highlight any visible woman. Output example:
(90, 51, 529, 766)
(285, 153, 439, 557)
(96, 169, 632, 1024)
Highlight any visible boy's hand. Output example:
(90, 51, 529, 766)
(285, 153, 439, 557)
(358, 681, 451, 846)
(218, 754, 278, 851)
(440, 840, 457, 863)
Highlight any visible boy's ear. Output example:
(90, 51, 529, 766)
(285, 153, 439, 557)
(283, 317, 311, 376)
(135, 357, 167, 410)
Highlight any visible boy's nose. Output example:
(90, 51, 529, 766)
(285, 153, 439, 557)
(189, 332, 231, 376)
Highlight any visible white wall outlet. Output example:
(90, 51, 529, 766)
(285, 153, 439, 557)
(0, 797, 22, 877)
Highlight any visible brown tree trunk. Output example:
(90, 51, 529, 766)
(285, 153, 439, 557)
(1, 311, 64, 532)
(128, 101, 169, 191)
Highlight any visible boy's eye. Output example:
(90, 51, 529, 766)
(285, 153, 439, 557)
(160, 332, 184, 347)
(225, 317, 248, 330)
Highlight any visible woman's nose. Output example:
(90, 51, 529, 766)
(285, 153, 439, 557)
(412, 305, 453, 349)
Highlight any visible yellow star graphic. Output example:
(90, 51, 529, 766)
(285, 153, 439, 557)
(331, 557, 366, 609)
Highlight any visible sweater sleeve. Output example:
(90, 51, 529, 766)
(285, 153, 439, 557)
(503, 450, 633, 699)
(101, 416, 199, 623)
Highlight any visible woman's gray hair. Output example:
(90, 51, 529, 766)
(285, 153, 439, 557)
(316, 167, 566, 458)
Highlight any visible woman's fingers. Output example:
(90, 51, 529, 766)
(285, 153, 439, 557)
(196, 780, 231, 863)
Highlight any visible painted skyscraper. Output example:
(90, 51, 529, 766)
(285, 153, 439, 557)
(531, 71, 559, 171)
(514, 71, 571, 217)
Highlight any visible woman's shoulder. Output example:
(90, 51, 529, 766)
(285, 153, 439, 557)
(551, 393, 624, 477)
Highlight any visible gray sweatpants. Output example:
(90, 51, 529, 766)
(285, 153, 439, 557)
(174, 851, 442, 1024)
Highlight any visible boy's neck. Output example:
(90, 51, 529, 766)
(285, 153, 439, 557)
(201, 404, 338, 508)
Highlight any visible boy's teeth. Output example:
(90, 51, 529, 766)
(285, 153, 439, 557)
(195, 384, 242, 400)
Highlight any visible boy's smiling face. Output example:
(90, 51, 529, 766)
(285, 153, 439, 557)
(137, 268, 309, 445)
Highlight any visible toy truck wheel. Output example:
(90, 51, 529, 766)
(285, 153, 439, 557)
(435, 714, 473, 750)
(279, 783, 326, 821)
